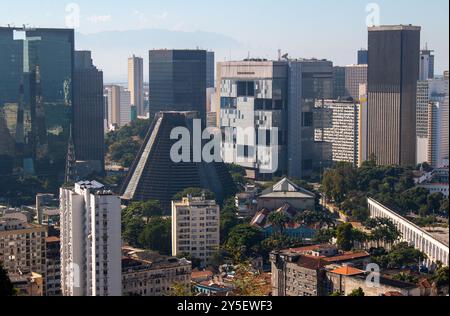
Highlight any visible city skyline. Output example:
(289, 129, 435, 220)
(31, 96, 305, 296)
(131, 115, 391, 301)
(1, 0, 448, 82)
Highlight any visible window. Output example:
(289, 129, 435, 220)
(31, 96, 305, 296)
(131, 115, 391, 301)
(237, 81, 255, 97)
(302, 112, 313, 127)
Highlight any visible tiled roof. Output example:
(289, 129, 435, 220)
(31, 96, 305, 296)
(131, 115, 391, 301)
(191, 270, 214, 279)
(323, 251, 370, 263)
(330, 266, 365, 276)
(384, 291, 404, 296)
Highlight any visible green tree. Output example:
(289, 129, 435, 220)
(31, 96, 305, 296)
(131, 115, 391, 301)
(336, 223, 354, 251)
(427, 193, 444, 215)
(139, 217, 172, 255)
(365, 218, 401, 247)
(0, 264, 14, 297)
(226, 224, 263, 263)
(268, 212, 290, 235)
(393, 272, 418, 284)
(313, 228, 336, 244)
(123, 217, 145, 247)
(231, 264, 270, 296)
(169, 282, 192, 296)
(373, 242, 426, 269)
(431, 265, 449, 288)
(348, 287, 365, 297)
(220, 198, 241, 244)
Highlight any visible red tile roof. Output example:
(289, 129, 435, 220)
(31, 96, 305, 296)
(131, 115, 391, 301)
(191, 270, 214, 279)
(330, 266, 365, 276)
(45, 236, 60, 243)
(323, 251, 370, 263)
(384, 291, 404, 297)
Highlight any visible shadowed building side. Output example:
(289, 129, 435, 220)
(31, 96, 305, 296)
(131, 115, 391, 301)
(120, 111, 236, 212)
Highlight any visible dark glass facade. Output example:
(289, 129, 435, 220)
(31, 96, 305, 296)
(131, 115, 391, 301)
(367, 26, 420, 166)
(149, 50, 207, 123)
(73, 51, 104, 172)
(0, 27, 74, 177)
(358, 49, 368, 65)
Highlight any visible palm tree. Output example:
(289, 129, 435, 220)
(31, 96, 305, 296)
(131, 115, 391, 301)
(268, 212, 290, 235)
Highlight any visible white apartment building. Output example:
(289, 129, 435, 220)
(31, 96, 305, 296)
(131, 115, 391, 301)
(171, 196, 220, 267)
(0, 218, 47, 276)
(416, 77, 448, 166)
(106, 85, 131, 129)
(60, 181, 122, 296)
(314, 100, 360, 166)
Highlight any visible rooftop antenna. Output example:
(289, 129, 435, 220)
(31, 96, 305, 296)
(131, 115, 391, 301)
(278, 49, 282, 61)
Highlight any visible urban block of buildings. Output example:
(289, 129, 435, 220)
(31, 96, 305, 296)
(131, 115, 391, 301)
(122, 247, 191, 296)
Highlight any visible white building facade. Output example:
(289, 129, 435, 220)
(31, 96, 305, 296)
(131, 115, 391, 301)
(171, 196, 220, 267)
(416, 77, 448, 166)
(60, 181, 122, 296)
(368, 198, 449, 267)
(314, 100, 360, 166)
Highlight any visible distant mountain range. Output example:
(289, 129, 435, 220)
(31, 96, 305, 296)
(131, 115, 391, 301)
(75, 28, 246, 82)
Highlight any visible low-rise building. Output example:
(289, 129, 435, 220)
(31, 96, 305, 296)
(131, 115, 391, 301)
(0, 218, 47, 276)
(172, 196, 220, 267)
(257, 178, 315, 211)
(9, 272, 44, 296)
(122, 247, 191, 296)
(235, 184, 258, 218)
(327, 266, 421, 296)
(251, 203, 316, 239)
(270, 245, 370, 296)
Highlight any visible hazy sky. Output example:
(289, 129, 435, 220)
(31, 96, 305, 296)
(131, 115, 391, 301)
(2, 0, 449, 81)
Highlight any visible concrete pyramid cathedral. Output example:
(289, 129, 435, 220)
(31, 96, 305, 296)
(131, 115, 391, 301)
(121, 111, 236, 212)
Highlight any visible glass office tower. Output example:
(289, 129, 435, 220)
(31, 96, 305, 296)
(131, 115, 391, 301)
(149, 49, 207, 123)
(0, 27, 74, 177)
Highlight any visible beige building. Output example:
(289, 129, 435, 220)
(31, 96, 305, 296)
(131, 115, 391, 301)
(128, 55, 144, 117)
(0, 218, 47, 276)
(172, 196, 220, 267)
(106, 85, 131, 129)
(9, 272, 44, 296)
(122, 247, 191, 296)
(327, 266, 421, 296)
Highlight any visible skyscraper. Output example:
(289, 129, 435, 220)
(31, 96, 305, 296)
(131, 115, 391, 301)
(416, 78, 446, 164)
(149, 50, 207, 123)
(60, 181, 122, 296)
(206, 51, 215, 89)
(217, 58, 333, 180)
(0, 27, 74, 177)
(420, 49, 435, 80)
(128, 55, 144, 117)
(367, 25, 421, 166)
(333, 66, 346, 99)
(357, 49, 368, 65)
(73, 51, 105, 173)
(106, 85, 131, 129)
(345, 65, 368, 101)
(287, 59, 334, 179)
(218, 60, 289, 180)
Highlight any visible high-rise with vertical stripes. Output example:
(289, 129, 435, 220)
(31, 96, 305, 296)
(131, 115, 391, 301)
(367, 25, 421, 166)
